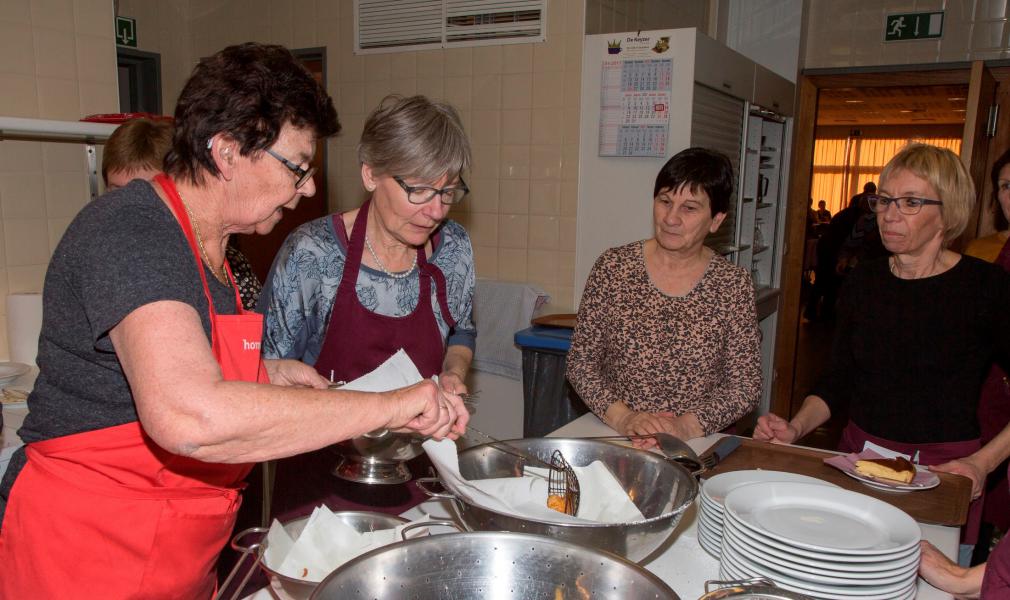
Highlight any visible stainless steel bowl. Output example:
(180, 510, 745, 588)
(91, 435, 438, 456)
(226, 511, 409, 597)
(332, 429, 426, 484)
(419, 437, 698, 562)
(310, 530, 680, 599)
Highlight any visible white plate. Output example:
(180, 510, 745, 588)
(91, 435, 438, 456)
(702, 469, 838, 504)
(723, 527, 918, 585)
(722, 506, 919, 564)
(721, 543, 918, 598)
(842, 466, 940, 493)
(721, 519, 920, 573)
(698, 527, 722, 558)
(724, 482, 921, 556)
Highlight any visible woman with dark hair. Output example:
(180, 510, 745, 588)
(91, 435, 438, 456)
(0, 44, 467, 598)
(566, 147, 761, 445)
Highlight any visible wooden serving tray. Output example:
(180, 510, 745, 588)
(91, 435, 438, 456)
(531, 313, 577, 328)
(702, 438, 972, 527)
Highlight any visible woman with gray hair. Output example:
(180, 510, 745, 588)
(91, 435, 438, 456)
(260, 94, 476, 514)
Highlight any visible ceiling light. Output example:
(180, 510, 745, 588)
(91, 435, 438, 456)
(947, 97, 966, 101)
(844, 100, 864, 104)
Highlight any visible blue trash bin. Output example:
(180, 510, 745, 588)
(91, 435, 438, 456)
(513, 326, 589, 438)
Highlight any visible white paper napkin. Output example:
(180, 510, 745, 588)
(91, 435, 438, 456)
(264, 505, 430, 582)
(338, 348, 424, 392)
(862, 440, 919, 463)
(423, 438, 645, 524)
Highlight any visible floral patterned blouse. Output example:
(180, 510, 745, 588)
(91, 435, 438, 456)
(259, 214, 476, 365)
(566, 241, 762, 435)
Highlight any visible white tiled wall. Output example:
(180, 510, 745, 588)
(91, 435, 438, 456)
(169, 0, 586, 310)
(0, 0, 118, 358)
(805, 0, 1010, 68)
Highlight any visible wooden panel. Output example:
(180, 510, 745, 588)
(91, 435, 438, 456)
(771, 75, 817, 420)
(703, 438, 971, 527)
(956, 61, 996, 251)
(806, 69, 971, 89)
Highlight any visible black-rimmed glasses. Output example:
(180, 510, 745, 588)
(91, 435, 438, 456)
(265, 148, 316, 189)
(393, 175, 469, 205)
(866, 194, 943, 215)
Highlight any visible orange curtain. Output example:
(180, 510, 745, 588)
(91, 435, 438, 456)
(811, 137, 962, 215)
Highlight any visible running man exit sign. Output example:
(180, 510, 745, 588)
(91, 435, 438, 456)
(885, 12, 943, 42)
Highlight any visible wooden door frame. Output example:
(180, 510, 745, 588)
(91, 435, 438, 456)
(771, 64, 979, 420)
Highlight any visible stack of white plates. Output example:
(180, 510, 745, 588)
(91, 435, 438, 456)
(720, 481, 921, 600)
(697, 470, 836, 558)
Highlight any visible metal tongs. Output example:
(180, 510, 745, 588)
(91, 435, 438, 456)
(465, 425, 581, 516)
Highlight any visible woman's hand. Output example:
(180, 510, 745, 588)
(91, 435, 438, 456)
(384, 379, 468, 440)
(930, 457, 986, 500)
(437, 370, 468, 395)
(917, 540, 984, 598)
(263, 359, 330, 389)
(615, 411, 676, 449)
(753, 412, 801, 444)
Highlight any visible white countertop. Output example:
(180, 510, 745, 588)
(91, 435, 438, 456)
(243, 412, 955, 600)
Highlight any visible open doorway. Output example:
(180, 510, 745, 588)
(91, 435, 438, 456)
(793, 83, 969, 449)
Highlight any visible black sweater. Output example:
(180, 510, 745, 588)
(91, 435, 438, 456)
(812, 255, 1010, 444)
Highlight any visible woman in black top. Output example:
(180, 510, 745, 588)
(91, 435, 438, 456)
(755, 143, 1010, 553)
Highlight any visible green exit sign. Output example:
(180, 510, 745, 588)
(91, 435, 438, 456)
(885, 12, 943, 42)
(116, 16, 136, 47)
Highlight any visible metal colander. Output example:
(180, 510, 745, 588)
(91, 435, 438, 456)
(309, 531, 680, 599)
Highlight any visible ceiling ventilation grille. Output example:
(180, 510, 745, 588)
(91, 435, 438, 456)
(356, 0, 545, 53)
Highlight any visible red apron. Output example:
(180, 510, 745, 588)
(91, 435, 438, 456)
(979, 238, 1010, 531)
(982, 532, 1010, 598)
(0, 174, 268, 599)
(839, 420, 983, 545)
(269, 200, 455, 521)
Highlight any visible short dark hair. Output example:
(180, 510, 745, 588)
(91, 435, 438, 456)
(653, 147, 734, 216)
(102, 118, 173, 184)
(863, 181, 876, 194)
(164, 42, 340, 184)
(991, 148, 1010, 230)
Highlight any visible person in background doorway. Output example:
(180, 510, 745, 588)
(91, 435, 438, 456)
(816, 199, 832, 224)
(566, 147, 761, 446)
(103, 117, 262, 310)
(755, 143, 1010, 564)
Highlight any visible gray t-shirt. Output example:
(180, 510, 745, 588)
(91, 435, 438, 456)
(0, 179, 238, 527)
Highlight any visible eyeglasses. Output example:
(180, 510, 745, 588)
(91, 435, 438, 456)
(265, 148, 316, 189)
(866, 194, 943, 215)
(393, 176, 469, 205)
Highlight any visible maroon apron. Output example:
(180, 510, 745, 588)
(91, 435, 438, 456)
(839, 420, 982, 545)
(979, 238, 1010, 531)
(270, 200, 456, 521)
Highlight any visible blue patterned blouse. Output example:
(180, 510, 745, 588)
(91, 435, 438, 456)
(259, 215, 477, 365)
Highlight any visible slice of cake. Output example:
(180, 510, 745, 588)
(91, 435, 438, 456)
(854, 456, 916, 484)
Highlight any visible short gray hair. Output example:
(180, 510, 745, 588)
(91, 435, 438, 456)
(358, 95, 471, 183)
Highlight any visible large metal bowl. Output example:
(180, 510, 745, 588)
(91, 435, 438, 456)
(310, 530, 680, 599)
(227, 511, 409, 597)
(421, 437, 698, 562)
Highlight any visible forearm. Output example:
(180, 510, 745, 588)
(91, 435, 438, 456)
(970, 418, 1010, 475)
(441, 344, 473, 380)
(788, 395, 832, 440)
(136, 377, 397, 463)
